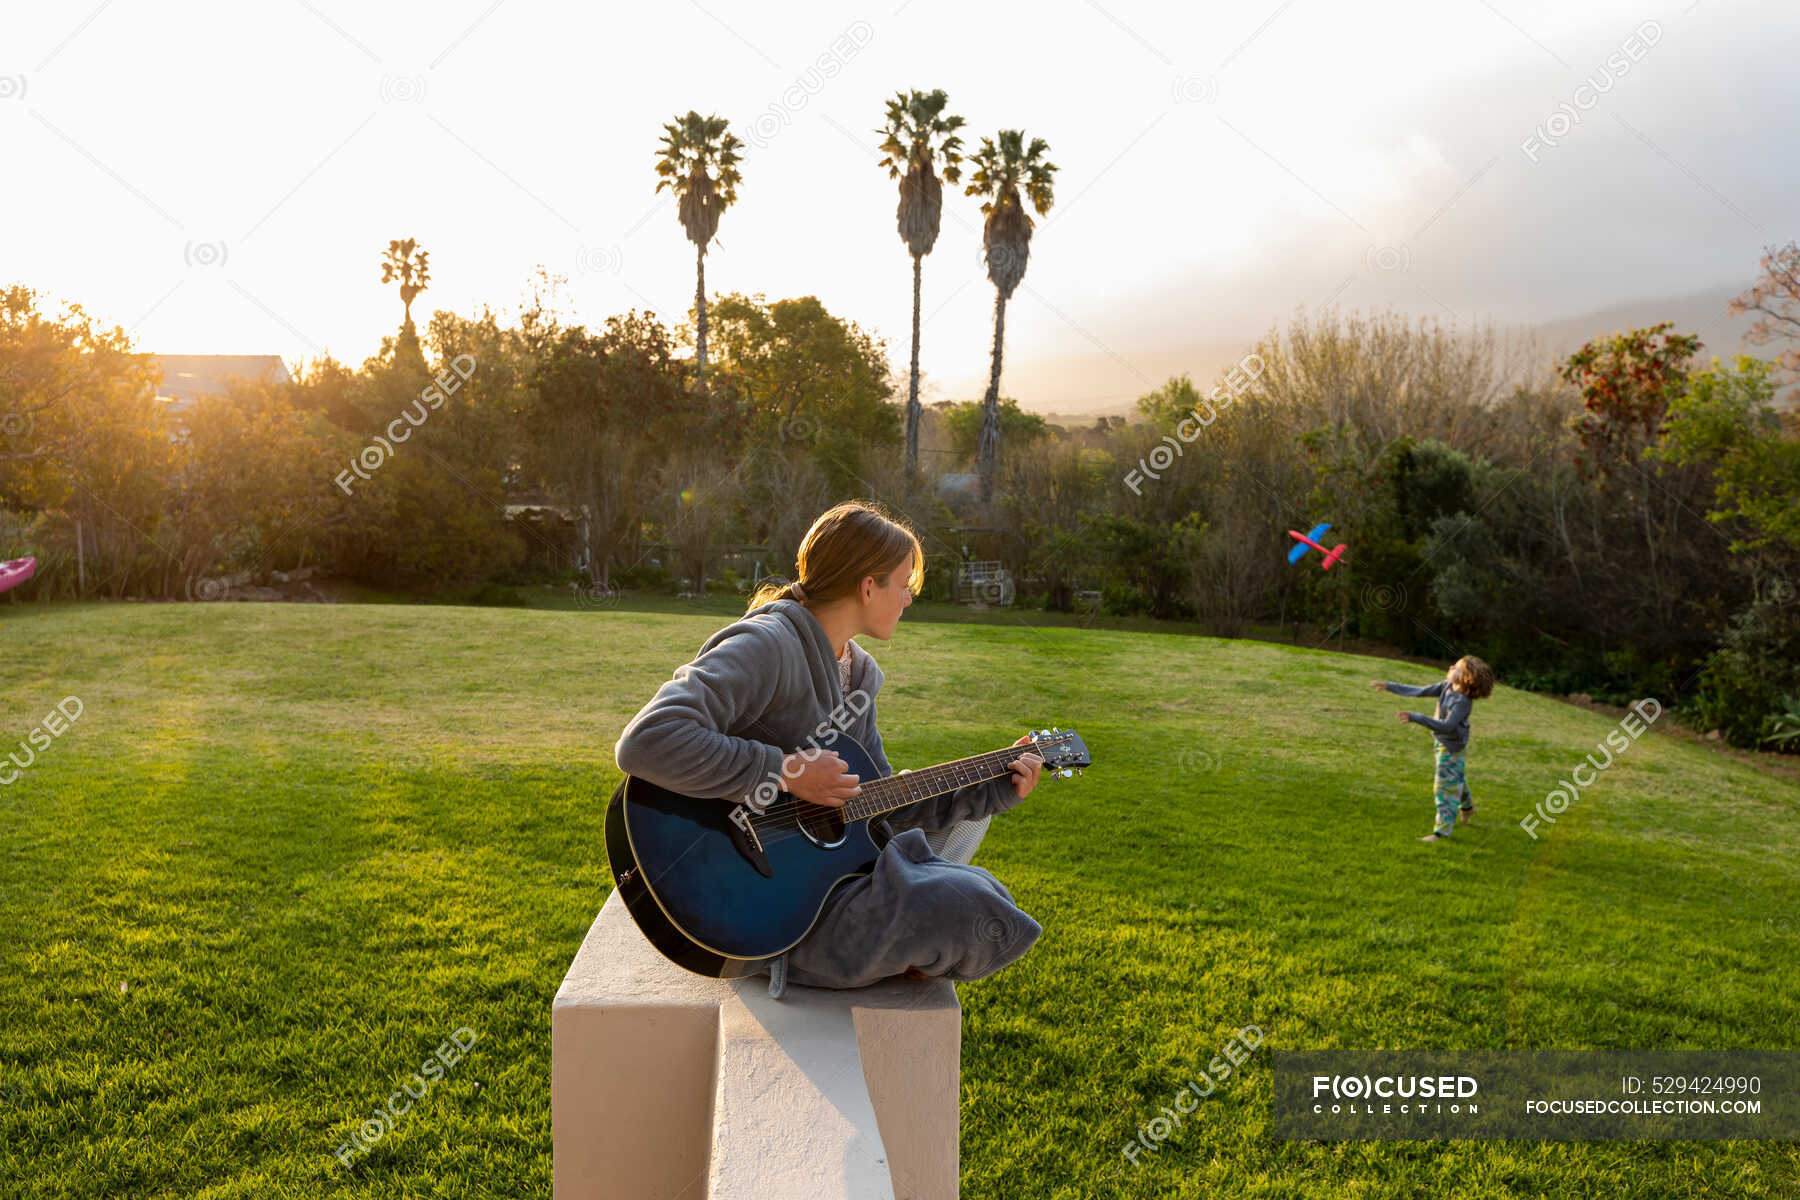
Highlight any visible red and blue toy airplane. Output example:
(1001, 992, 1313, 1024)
(1287, 523, 1347, 569)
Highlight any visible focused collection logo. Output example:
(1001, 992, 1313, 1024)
(1311, 1073, 1481, 1115)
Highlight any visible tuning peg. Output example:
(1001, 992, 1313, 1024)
(1059, 768, 1073, 778)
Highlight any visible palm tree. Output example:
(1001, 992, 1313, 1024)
(380, 238, 430, 367)
(965, 130, 1056, 503)
(654, 111, 744, 388)
(877, 89, 965, 485)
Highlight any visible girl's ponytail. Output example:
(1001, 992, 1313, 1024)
(748, 577, 807, 608)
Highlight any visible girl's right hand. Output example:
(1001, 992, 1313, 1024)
(781, 750, 862, 808)
(1369, 680, 1386, 690)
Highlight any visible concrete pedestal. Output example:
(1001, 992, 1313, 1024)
(552, 891, 961, 1200)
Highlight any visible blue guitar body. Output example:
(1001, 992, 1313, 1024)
(605, 733, 885, 978)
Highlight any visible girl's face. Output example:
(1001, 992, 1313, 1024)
(860, 553, 916, 640)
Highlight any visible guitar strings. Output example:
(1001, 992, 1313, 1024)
(745, 777, 1015, 830)
(738, 732, 1079, 829)
(745, 758, 1021, 828)
(744, 747, 1031, 830)
(744, 748, 1022, 826)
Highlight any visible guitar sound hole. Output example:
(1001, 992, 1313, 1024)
(796, 804, 847, 848)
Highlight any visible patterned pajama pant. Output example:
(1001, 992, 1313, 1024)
(1433, 745, 1472, 836)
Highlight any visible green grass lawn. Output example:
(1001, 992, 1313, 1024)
(2, 601, 1796, 1198)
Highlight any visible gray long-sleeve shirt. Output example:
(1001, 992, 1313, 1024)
(1384, 678, 1474, 754)
(614, 597, 1019, 832)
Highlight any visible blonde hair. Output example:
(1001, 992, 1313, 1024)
(748, 500, 924, 612)
(1449, 655, 1495, 699)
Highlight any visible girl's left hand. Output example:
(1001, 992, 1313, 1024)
(1396, 710, 1411, 722)
(1009, 734, 1045, 799)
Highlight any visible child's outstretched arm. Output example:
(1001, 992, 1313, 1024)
(1370, 679, 1444, 725)
(1371, 679, 1446, 698)
(1402, 708, 1457, 733)
(1401, 689, 1471, 733)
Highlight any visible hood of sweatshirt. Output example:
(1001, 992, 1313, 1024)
(724, 597, 885, 713)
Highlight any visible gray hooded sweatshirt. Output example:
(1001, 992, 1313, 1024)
(613, 598, 1042, 988)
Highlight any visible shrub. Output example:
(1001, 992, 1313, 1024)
(469, 582, 528, 607)
(1687, 586, 1800, 750)
(611, 563, 673, 592)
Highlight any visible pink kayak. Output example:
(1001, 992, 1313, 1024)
(0, 557, 36, 595)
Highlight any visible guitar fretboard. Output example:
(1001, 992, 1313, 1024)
(841, 745, 1033, 822)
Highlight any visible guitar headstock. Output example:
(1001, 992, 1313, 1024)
(1027, 727, 1091, 778)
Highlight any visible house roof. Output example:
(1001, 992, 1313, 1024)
(148, 355, 292, 412)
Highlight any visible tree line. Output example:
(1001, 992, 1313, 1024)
(3, 104, 1799, 750)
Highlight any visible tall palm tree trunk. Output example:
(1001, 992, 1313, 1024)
(694, 246, 709, 385)
(978, 292, 1007, 503)
(582, 462, 599, 586)
(905, 252, 924, 484)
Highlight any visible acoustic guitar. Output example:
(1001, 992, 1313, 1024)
(604, 726, 1091, 978)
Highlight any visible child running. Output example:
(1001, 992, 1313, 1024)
(1369, 656, 1495, 842)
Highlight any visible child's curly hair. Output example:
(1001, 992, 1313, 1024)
(1450, 655, 1495, 699)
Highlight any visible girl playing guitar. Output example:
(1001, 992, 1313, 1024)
(615, 500, 1045, 989)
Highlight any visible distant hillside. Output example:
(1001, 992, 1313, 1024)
(1525, 282, 1763, 368)
(998, 281, 1789, 423)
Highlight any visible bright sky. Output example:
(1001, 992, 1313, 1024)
(6, 0, 1797, 411)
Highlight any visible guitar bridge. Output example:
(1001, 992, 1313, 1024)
(727, 804, 773, 878)
(733, 805, 764, 852)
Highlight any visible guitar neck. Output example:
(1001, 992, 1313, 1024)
(841, 744, 1031, 823)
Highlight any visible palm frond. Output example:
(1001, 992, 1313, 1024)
(876, 88, 966, 183)
(653, 110, 745, 249)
